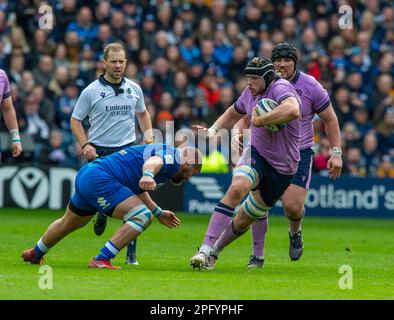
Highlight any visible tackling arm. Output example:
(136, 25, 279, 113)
(211, 105, 245, 130)
(139, 155, 164, 191)
(137, 170, 181, 228)
(234, 116, 250, 130)
(142, 155, 164, 175)
(192, 105, 244, 136)
(137, 192, 158, 212)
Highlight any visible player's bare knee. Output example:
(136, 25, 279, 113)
(227, 183, 250, 203)
(284, 201, 304, 220)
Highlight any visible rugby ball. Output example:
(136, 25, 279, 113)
(255, 98, 286, 132)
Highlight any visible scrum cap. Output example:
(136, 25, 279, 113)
(271, 42, 298, 64)
(244, 57, 276, 88)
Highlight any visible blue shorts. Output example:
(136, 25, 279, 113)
(69, 163, 134, 217)
(291, 148, 314, 190)
(250, 147, 294, 207)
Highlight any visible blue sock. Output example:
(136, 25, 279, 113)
(34, 238, 48, 260)
(95, 240, 120, 261)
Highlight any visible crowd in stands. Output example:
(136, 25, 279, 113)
(0, 0, 393, 177)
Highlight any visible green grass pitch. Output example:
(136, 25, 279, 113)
(0, 208, 393, 300)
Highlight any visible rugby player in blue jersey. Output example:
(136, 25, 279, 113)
(22, 144, 202, 269)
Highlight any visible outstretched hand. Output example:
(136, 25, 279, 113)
(157, 210, 181, 228)
(191, 124, 208, 133)
(191, 124, 217, 138)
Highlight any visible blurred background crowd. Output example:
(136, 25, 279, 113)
(0, 0, 393, 177)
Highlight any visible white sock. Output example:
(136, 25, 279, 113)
(199, 244, 213, 255)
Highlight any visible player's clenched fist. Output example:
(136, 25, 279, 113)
(139, 176, 157, 191)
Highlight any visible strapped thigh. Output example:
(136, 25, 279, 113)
(233, 165, 259, 189)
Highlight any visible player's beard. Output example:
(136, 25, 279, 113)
(108, 68, 123, 82)
(170, 172, 186, 186)
(170, 177, 184, 186)
(112, 70, 123, 79)
(276, 66, 294, 80)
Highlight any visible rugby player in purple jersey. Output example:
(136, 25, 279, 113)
(190, 56, 301, 269)
(0, 68, 23, 160)
(231, 43, 342, 268)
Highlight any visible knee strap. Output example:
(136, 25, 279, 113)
(233, 165, 259, 189)
(123, 204, 152, 232)
(243, 192, 271, 219)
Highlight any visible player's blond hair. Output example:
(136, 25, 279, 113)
(103, 43, 127, 60)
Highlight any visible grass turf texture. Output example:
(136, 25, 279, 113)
(0, 208, 393, 300)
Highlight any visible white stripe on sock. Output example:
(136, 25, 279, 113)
(37, 238, 49, 253)
(105, 241, 120, 255)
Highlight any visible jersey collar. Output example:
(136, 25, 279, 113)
(98, 74, 126, 86)
(290, 69, 300, 84)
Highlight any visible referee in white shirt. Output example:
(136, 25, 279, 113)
(71, 43, 154, 265)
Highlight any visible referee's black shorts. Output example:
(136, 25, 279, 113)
(90, 141, 136, 158)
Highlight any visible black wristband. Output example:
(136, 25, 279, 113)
(82, 142, 90, 150)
